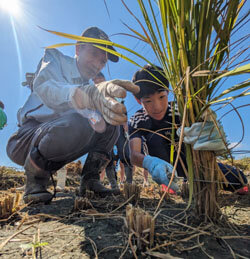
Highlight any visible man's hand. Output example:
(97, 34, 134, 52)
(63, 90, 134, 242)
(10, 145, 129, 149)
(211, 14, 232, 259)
(142, 155, 178, 191)
(177, 121, 227, 151)
(72, 80, 139, 125)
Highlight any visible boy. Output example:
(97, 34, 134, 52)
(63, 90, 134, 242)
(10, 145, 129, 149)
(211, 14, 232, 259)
(128, 65, 248, 194)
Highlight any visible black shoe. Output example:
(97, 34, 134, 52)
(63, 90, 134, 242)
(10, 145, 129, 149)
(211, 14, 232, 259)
(79, 152, 120, 197)
(80, 178, 120, 197)
(23, 155, 53, 204)
(23, 191, 53, 204)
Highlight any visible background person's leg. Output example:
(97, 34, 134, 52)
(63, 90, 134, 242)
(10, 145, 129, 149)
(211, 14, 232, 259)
(119, 161, 125, 184)
(122, 162, 133, 184)
(143, 169, 149, 187)
(100, 169, 105, 182)
(106, 159, 118, 189)
(116, 131, 131, 167)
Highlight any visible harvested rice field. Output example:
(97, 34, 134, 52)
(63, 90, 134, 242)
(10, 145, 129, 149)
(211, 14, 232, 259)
(0, 164, 249, 258)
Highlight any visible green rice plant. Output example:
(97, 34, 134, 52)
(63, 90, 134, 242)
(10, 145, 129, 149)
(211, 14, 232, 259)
(44, 0, 249, 221)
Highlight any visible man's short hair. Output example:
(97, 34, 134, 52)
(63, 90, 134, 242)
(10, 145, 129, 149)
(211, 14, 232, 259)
(78, 27, 119, 63)
(132, 64, 169, 100)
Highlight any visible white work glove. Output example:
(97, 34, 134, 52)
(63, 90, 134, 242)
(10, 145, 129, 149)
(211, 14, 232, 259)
(71, 79, 139, 125)
(177, 121, 227, 151)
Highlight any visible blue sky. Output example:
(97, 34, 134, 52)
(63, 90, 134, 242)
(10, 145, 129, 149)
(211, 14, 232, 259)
(0, 0, 249, 168)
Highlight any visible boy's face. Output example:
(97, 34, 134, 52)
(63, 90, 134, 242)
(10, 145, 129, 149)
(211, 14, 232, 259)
(141, 90, 168, 121)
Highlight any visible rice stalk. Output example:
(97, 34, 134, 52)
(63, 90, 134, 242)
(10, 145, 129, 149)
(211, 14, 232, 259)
(126, 204, 155, 249)
(0, 192, 22, 219)
(123, 183, 141, 205)
(74, 197, 93, 211)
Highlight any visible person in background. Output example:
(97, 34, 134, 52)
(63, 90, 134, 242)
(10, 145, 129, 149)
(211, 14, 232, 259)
(100, 124, 133, 189)
(0, 101, 7, 130)
(6, 26, 139, 204)
(142, 169, 149, 187)
(94, 73, 134, 187)
(116, 124, 133, 184)
(93, 71, 107, 183)
(93, 71, 120, 189)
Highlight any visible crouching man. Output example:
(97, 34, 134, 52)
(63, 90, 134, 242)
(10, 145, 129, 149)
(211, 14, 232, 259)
(6, 27, 139, 204)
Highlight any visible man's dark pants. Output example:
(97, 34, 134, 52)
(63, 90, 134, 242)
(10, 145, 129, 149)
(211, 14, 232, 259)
(7, 112, 119, 171)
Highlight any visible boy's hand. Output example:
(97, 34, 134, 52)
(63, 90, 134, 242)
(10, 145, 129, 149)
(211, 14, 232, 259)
(142, 155, 178, 191)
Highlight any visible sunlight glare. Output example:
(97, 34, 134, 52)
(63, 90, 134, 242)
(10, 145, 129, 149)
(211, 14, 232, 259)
(0, 0, 20, 16)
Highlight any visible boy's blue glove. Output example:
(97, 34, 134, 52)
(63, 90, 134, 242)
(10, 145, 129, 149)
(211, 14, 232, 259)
(142, 155, 178, 192)
(0, 108, 7, 130)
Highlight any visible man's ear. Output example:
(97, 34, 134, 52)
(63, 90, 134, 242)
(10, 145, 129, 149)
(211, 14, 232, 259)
(76, 44, 84, 55)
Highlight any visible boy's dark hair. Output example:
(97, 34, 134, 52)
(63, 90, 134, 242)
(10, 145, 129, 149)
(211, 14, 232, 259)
(132, 64, 169, 100)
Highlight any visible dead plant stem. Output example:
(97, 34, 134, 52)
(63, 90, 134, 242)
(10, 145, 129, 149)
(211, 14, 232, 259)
(0, 225, 36, 251)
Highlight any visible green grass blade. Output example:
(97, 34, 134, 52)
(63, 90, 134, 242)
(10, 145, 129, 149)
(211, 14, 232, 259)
(209, 91, 250, 105)
(211, 64, 250, 81)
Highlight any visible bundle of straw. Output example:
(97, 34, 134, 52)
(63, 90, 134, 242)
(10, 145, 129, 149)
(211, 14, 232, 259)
(0, 191, 21, 219)
(126, 204, 155, 249)
(123, 183, 141, 205)
(74, 197, 93, 211)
